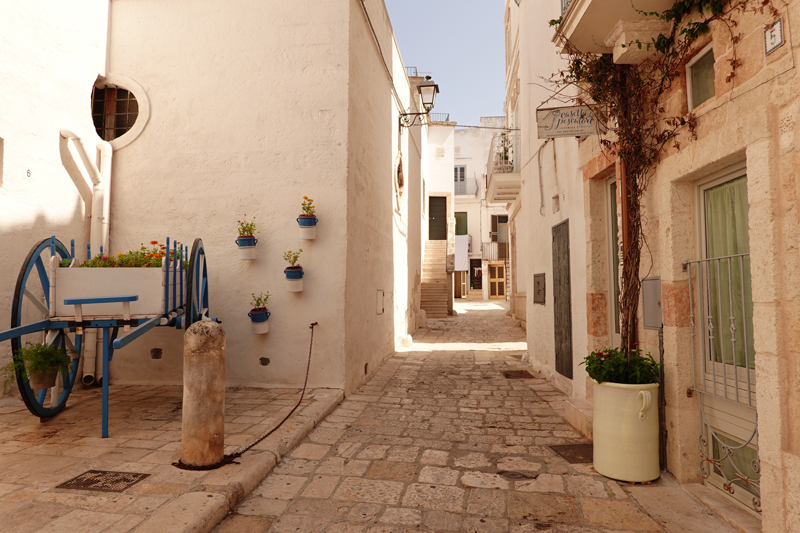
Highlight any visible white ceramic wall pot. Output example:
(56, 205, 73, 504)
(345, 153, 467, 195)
(592, 380, 660, 482)
(285, 267, 304, 292)
(248, 309, 270, 334)
(298, 226, 316, 239)
(297, 216, 318, 240)
(251, 320, 269, 334)
(236, 237, 257, 260)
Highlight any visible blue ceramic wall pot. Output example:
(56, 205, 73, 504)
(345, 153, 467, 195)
(236, 236, 258, 260)
(248, 308, 270, 334)
(297, 216, 318, 239)
(284, 266, 304, 292)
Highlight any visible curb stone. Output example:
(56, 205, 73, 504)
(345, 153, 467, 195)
(134, 388, 344, 533)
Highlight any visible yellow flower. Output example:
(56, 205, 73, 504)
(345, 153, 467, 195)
(117, 253, 124, 258)
(303, 196, 308, 199)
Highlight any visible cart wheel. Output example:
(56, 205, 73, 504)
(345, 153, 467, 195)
(11, 238, 80, 418)
(185, 238, 209, 330)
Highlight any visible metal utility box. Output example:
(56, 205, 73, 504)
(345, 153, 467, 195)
(642, 277, 662, 330)
(534, 273, 546, 304)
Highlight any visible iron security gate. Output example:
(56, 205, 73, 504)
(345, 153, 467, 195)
(552, 220, 572, 378)
(686, 253, 760, 514)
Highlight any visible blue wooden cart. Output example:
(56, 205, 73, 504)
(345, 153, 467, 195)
(0, 236, 212, 437)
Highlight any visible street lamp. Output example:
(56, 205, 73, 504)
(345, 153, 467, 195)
(400, 76, 440, 128)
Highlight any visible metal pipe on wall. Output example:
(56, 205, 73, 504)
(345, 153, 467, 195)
(59, 129, 113, 385)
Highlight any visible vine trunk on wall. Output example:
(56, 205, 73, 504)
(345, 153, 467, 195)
(549, 0, 778, 361)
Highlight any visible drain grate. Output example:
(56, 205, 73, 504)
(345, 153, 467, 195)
(549, 443, 593, 464)
(502, 370, 534, 379)
(57, 470, 150, 492)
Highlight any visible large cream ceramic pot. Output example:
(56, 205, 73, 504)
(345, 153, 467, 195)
(592, 380, 660, 482)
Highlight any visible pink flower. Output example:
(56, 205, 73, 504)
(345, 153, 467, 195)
(101, 256, 108, 260)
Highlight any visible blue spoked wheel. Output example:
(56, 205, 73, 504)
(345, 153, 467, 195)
(11, 238, 80, 418)
(185, 238, 210, 329)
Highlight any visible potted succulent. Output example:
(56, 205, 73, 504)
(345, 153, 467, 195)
(297, 196, 318, 239)
(1, 342, 72, 393)
(283, 248, 303, 292)
(236, 215, 258, 260)
(581, 347, 661, 482)
(248, 291, 271, 334)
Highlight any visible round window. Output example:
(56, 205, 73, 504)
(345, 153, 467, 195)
(91, 83, 139, 141)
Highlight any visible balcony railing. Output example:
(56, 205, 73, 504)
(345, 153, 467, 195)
(455, 178, 478, 196)
(482, 242, 508, 261)
(561, 0, 575, 15)
(430, 113, 450, 122)
(487, 133, 520, 176)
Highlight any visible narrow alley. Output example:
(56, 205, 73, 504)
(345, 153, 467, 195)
(214, 302, 735, 533)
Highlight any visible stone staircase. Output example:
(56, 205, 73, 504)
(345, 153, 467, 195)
(421, 240, 449, 318)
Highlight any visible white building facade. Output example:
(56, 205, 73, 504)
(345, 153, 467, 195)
(0, 0, 430, 397)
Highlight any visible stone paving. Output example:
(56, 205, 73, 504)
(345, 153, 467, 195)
(215, 301, 739, 533)
(0, 383, 341, 532)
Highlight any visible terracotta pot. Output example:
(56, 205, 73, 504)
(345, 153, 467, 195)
(29, 367, 59, 390)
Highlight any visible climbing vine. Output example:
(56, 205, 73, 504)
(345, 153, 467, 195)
(549, 0, 779, 355)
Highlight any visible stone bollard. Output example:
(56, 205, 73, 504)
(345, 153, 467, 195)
(181, 321, 225, 467)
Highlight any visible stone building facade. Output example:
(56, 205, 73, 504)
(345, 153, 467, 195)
(505, 0, 800, 529)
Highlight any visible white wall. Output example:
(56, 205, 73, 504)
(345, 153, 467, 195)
(105, 0, 420, 394)
(0, 1, 110, 367)
(506, 0, 587, 397)
(426, 124, 455, 196)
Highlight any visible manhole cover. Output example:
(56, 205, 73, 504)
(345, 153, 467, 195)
(549, 443, 593, 463)
(57, 470, 150, 492)
(502, 370, 534, 379)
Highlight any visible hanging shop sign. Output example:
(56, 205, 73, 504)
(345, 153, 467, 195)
(536, 106, 597, 139)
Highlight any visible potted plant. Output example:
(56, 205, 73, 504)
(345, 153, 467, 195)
(248, 291, 271, 334)
(297, 196, 318, 239)
(56, 240, 186, 317)
(581, 347, 661, 482)
(2, 342, 72, 393)
(236, 215, 258, 260)
(283, 248, 303, 292)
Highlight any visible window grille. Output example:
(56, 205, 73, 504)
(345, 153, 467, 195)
(92, 86, 139, 141)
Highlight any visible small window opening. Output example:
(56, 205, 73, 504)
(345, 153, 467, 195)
(92, 84, 139, 141)
(688, 45, 715, 110)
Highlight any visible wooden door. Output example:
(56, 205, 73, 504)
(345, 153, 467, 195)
(489, 264, 505, 299)
(429, 197, 447, 240)
(552, 220, 573, 378)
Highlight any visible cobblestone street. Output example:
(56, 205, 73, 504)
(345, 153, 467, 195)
(215, 301, 735, 533)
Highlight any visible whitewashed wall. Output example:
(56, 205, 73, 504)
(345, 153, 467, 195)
(106, 0, 419, 393)
(0, 2, 110, 368)
(506, 0, 587, 397)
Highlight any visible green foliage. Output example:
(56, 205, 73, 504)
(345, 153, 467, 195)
(581, 347, 661, 385)
(250, 291, 270, 310)
(283, 248, 302, 267)
(548, 16, 562, 27)
(1, 342, 71, 394)
(78, 241, 187, 269)
(237, 215, 257, 237)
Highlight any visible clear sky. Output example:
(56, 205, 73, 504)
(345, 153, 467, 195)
(384, 0, 506, 128)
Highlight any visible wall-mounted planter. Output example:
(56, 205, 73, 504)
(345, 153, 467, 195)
(236, 237, 258, 260)
(284, 267, 304, 292)
(297, 216, 318, 240)
(248, 308, 271, 334)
